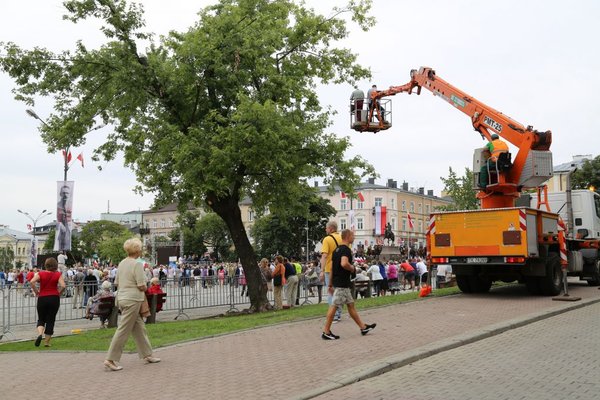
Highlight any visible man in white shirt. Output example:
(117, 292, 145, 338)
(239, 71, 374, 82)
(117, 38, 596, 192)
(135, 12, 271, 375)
(416, 258, 429, 287)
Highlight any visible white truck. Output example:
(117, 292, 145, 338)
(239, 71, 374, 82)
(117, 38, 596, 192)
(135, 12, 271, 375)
(524, 189, 600, 286)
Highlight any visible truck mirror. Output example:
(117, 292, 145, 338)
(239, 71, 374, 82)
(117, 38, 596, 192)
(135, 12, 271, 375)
(576, 228, 589, 239)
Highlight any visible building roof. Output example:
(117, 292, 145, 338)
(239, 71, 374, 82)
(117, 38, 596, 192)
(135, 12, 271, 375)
(553, 156, 593, 173)
(0, 226, 33, 241)
(317, 181, 449, 201)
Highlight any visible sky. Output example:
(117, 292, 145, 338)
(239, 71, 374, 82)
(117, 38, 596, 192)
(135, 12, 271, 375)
(1, 0, 599, 232)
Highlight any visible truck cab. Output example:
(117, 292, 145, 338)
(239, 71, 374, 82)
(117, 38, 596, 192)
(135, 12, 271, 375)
(527, 190, 600, 239)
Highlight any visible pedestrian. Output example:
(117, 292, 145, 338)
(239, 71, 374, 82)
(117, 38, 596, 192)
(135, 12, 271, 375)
(320, 221, 343, 321)
(416, 258, 429, 287)
(350, 85, 365, 122)
(367, 261, 383, 296)
(272, 256, 285, 310)
(259, 258, 273, 292)
(85, 280, 115, 328)
(104, 238, 160, 371)
(321, 229, 376, 340)
(30, 257, 66, 347)
(284, 258, 299, 308)
(400, 259, 416, 290)
(366, 84, 385, 122)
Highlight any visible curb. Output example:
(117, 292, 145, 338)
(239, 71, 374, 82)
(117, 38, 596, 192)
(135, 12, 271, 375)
(293, 295, 600, 400)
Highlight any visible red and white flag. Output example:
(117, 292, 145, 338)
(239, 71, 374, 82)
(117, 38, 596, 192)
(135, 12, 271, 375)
(407, 212, 414, 230)
(76, 153, 84, 167)
(62, 150, 72, 163)
(374, 206, 387, 235)
(340, 191, 346, 199)
(357, 192, 365, 202)
(27, 224, 32, 231)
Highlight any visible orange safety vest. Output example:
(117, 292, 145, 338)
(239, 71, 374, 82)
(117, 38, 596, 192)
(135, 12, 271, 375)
(490, 139, 509, 161)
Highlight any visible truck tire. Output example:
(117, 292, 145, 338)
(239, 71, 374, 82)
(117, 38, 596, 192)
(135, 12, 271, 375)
(456, 274, 473, 293)
(539, 254, 562, 296)
(585, 260, 600, 286)
(469, 275, 492, 293)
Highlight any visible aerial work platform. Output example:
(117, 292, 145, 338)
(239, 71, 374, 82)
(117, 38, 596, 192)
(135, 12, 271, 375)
(350, 98, 392, 133)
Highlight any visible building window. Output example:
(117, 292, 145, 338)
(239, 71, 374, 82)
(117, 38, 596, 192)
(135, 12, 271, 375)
(392, 218, 397, 230)
(410, 202, 415, 212)
(248, 209, 255, 222)
(402, 218, 407, 231)
(390, 198, 395, 210)
(426, 204, 430, 214)
(418, 203, 422, 213)
(340, 218, 347, 230)
(374, 197, 383, 207)
(169, 219, 174, 228)
(160, 219, 165, 228)
(152, 220, 157, 229)
(340, 198, 347, 210)
(402, 200, 406, 211)
(357, 200, 364, 209)
(357, 217, 364, 230)
(418, 220, 423, 232)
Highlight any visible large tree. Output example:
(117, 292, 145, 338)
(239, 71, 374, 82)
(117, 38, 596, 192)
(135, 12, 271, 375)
(196, 213, 235, 261)
(439, 167, 477, 211)
(0, 0, 375, 311)
(0, 246, 15, 272)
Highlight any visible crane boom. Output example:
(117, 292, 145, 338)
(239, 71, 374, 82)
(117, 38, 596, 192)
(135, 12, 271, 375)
(353, 67, 553, 209)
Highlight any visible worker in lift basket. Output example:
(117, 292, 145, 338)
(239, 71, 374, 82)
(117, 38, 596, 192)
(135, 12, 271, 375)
(479, 133, 509, 188)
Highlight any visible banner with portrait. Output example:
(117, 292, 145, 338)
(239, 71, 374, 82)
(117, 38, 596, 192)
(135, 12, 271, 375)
(54, 181, 74, 251)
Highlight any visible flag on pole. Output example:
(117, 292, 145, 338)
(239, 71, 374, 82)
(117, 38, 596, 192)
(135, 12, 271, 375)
(407, 211, 414, 230)
(357, 192, 365, 202)
(76, 152, 84, 167)
(374, 206, 387, 235)
(340, 191, 346, 198)
(62, 150, 72, 163)
(27, 224, 32, 231)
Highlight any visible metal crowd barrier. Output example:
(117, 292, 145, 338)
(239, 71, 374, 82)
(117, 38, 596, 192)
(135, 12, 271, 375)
(1, 276, 326, 338)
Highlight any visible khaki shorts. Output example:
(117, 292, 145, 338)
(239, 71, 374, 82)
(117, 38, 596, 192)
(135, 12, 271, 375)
(332, 287, 354, 306)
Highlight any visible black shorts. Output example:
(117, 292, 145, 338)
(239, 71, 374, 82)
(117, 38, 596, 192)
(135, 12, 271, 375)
(404, 271, 415, 280)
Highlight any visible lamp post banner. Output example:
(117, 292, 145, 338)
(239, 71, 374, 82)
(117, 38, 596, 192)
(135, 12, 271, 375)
(54, 181, 74, 252)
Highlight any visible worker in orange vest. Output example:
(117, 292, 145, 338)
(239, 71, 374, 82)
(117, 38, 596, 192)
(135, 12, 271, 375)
(479, 133, 509, 188)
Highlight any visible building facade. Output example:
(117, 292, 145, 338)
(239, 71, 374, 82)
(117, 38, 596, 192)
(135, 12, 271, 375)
(318, 179, 453, 250)
(0, 225, 34, 269)
(545, 154, 594, 193)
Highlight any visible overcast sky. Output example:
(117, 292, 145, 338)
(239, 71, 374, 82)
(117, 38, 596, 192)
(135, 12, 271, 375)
(1, 0, 599, 231)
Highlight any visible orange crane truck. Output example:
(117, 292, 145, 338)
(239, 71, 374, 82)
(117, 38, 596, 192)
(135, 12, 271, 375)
(352, 67, 600, 295)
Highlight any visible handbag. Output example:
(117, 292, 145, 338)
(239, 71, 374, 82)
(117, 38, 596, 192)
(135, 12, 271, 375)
(140, 296, 151, 318)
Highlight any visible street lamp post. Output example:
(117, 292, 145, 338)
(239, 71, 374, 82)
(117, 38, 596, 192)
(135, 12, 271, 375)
(26, 109, 71, 182)
(17, 209, 53, 267)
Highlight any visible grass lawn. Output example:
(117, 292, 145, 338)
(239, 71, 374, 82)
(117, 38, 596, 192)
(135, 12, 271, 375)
(0, 286, 461, 352)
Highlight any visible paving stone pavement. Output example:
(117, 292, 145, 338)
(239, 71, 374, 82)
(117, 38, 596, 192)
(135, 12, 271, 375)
(1, 282, 599, 400)
(315, 299, 600, 400)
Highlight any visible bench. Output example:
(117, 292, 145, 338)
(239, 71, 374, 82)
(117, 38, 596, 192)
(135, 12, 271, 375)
(352, 280, 372, 299)
(146, 293, 167, 324)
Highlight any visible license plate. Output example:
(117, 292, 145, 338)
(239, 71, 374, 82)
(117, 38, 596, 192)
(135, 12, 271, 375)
(467, 257, 488, 264)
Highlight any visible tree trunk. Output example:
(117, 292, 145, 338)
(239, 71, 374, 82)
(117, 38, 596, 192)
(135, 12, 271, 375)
(208, 194, 270, 312)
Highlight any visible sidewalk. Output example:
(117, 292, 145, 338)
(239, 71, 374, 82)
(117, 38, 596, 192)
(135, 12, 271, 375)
(1, 282, 599, 400)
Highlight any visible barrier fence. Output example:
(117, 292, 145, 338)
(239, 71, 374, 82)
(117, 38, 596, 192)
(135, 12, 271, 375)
(0, 275, 325, 338)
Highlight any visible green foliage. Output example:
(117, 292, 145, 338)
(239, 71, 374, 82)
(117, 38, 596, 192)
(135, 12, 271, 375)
(0, 246, 15, 271)
(0, 0, 376, 309)
(439, 167, 478, 211)
(196, 213, 235, 261)
(251, 190, 335, 259)
(43, 230, 56, 252)
(78, 220, 131, 259)
(571, 155, 600, 191)
(169, 211, 208, 257)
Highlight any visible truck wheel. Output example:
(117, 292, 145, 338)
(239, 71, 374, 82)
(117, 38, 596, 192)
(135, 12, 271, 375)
(585, 260, 600, 286)
(525, 277, 541, 295)
(456, 274, 473, 293)
(469, 275, 492, 293)
(540, 254, 562, 296)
